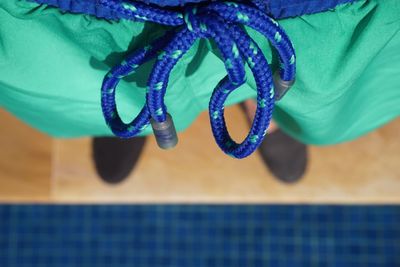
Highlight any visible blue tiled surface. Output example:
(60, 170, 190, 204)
(0, 205, 399, 267)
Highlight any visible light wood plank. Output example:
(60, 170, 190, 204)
(52, 106, 400, 203)
(0, 109, 51, 202)
(1, 106, 398, 203)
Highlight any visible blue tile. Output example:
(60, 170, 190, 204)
(0, 205, 399, 267)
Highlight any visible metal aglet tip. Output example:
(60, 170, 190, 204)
(273, 71, 295, 101)
(150, 113, 178, 150)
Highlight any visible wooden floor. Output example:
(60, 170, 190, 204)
(0, 108, 399, 203)
(0, 110, 51, 202)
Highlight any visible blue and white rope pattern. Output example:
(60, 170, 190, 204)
(100, 0, 296, 158)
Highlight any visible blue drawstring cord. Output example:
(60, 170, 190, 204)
(100, 0, 296, 158)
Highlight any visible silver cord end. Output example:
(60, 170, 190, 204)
(151, 113, 178, 150)
(273, 71, 295, 101)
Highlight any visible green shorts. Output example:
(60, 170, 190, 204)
(0, 0, 399, 144)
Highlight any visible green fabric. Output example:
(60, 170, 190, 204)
(0, 0, 399, 145)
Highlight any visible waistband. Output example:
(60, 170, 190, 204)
(28, 0, 358, 20)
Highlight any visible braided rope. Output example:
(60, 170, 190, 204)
(100, 0, 296, 158)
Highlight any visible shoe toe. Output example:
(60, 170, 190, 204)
(92, 136, 146, 184)
(259, 130, 308, 183)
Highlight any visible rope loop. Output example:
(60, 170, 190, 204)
(99, 0, 296, 158)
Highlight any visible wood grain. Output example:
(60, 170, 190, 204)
(0, 109, 51, 202)
(51, 106, 400, 203)
(1, 106, 399, 203)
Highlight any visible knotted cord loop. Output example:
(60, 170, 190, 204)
(99, 0, 296, 158)
(183, 6, 201, 33)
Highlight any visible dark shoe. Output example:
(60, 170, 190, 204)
(92, 136, 146, 184)
(239, 102, 307, 183)
(258, 129, 308, 183)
